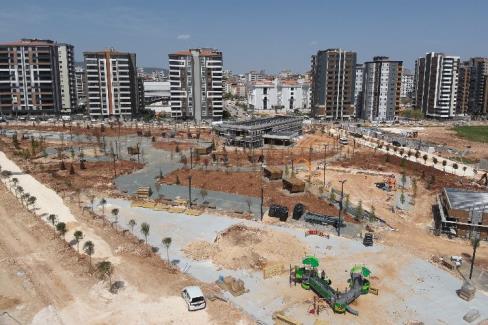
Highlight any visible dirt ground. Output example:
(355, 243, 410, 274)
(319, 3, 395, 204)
(397, 126, 488, 162)
(153, 140, 196, 151)
(0, 181, 252, 324)
(183, 224, 308, 270)
(4, 123, 139, 137)
(162, 168, 345, 219)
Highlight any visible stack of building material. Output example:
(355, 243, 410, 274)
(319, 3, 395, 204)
(457, 280, 476, 301)
(216, 276, 247, 296)
(135, 186, 152, 198)
(269, 204, 289, 222)
(282, 177, 305, 193)
(292, 203, 305, 220)
(263, 166, 283, 180)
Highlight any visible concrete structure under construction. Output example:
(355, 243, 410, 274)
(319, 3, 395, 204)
(215, 116, 303, 147)
(436, 188, 488, 240)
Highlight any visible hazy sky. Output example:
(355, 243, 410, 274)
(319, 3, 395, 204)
(1, 0, 487, 73)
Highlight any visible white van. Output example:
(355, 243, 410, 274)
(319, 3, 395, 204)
(181, 286, 206, 311)
(61, 115, 72, 122)
(339, 137, 349, 145)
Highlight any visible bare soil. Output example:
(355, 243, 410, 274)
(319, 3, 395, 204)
(183, 224, 308, 270)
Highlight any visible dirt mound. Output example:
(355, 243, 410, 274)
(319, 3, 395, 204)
(183, 224, 308, 270)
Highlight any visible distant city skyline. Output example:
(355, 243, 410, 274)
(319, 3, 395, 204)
(1, 0, 487, 73)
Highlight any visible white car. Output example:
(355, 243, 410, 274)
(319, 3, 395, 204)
(181, 286, 206, 311)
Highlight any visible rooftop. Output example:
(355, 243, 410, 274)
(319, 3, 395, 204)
(443, 188, 488, 212)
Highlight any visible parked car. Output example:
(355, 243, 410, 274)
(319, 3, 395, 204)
(363, 233, 374, 247)
(181, 286, 206, 311)
(392, 140, 402, 147)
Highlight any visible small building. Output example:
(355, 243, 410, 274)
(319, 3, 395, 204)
(282, 177, 305, 193)
(263, 166, 283, 180)
(436, 188, 488, 240)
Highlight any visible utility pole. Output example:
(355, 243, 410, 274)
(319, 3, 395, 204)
(323, 144, 329, 186)
(190, 147, 193, 169)
(338, 180, 347, 236)
(188, 175, 192, 207)
(260, 187, 264, 221)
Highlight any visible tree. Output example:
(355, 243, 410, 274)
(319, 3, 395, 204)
(442, 160, 447, 171)
(463, 166, 467, 176)
(355, 200, 363, 219)
(469, 236, 481, 280)
(370, 205, 376, 222)
(329, 188, 336, 202)
(56, 222, 67, 239)
(69, 164, 75, 175)
(400, 191, 406, 205)
(412, 179, 418, 198)
(21, 193, 30, 206)
(415, 150, 421, 161)
(452, 163, 459, 173)
(432, 157, 438, 166)
(422, 154, 428, 165)
(180, 154, 188, 168)
(73, 230, 84, 253)
(344, 194, 350, 212)
(200, 188, 208, 203)
(128, 219, 137, 233)
(162, 237, 172, 263)
(83, 241, 95, 270)
(111, 208, 119, 228)
(16, 185, 24, 199)
(140, 222, 150, 244)
(99, 198, 107, 216)
(401, 172, 407, 188)
(27, 195, 37, 209)
(48, 214, 57, 238)
(96, 261, 114, 288)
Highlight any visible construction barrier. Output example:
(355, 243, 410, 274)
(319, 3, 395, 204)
(263, 263, 286, 279)
(305, 229, 330, 238)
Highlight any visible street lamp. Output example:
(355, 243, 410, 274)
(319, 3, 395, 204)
(338, 179, 347, 236)
(323, 144, 329, 186)
(188, 175, 192, 207)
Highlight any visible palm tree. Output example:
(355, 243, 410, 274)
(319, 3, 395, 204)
(469, 236, 480, 280)
(162, 237, 172, 263)
(128, 219, 136, 233)
(111, 208, 119, 228)
(83, 240, 95, 270)
(96, 261, 114, 288)
(73, 230, 84, 253)
(99, 198, 107, 216)
(442, 160, 447, 171)
(21, 193, 30, 206)
(140, 222, 150, 244)
(48, 214, 57, 238)
(11, 177, 18, 191)
(15, 185, 23, 198)
(56, 222, 67, 239)
(27, 196, 37, 210)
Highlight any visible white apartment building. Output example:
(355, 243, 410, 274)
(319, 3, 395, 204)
(74, 66, 86, 108)
(415, 52, 460, 118)
(400, 69, 414, 98)
(362, 57, 402, 122)
(84, 49, 140, 118)
(57, 43, 77, 113)
(354, 64, 363, 117)
(169, 48, 223, 121)
(248, 79, 310, 113)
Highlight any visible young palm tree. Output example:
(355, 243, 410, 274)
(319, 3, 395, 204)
(48, 214, 57, 239)
(140, 222, 150, 244)
(83, 240, 95, 270)
(11, 177, 18, 191)
(96, 261, 114, 288)
(162, 237, 172, 263)
(73, 230, 84, 253)
(111, 208, 119, 228)
(27, 196, 37, 210)
(56, 222, 67, 239)
(128, 219, 136, 233)
(16, 185, 23, 199)
(99, 198, 107, 216)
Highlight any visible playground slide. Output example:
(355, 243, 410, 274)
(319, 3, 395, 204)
(309, 271, 368, 315)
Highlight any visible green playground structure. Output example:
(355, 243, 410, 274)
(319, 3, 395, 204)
(290, 256, 372, 315)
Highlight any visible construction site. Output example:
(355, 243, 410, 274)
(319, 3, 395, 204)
(0, 119, 488, 324)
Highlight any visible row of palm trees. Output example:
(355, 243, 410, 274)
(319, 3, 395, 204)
(96, 198, 173, 264)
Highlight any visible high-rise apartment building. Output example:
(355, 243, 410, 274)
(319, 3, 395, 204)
(0, 39, 70, 115)
(57, 43, 77, 113)
(169, 48, 223, 121)
(456, 61, 471, 116)
(361, 57, 402, 122)
(354, 64, 363, 117)
(415, 52, 460, 118)
(311, 49, 356, 120)
(84, 49, 140, 118)
(74, 66, 87, 109)
(467, 58, 488, 115)
(400, 69, 415, 98)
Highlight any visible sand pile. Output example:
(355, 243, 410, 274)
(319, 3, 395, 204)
(183, 224, 308, 270)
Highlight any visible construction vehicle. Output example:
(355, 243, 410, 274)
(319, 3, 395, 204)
(478, 172, 488, 187)
(363, 233, 374, 246)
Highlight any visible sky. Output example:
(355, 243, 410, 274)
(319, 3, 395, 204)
(0, 0, 487, 74)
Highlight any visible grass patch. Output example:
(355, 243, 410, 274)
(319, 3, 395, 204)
(452, 126, 488, 143)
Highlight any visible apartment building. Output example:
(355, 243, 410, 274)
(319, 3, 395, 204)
(354, 64, 363, 117)
(169, 48, 223, 121)
(456, 61, 471, 116)
(415, 52, 460, 118)
(400, 69, 415, 98)
(74, 66, 87, 108)
(248, 78, 310, 113)
(143, 81, 170, 113)
(467, 58, 488, 115)
(311, 49, 357, 120)
(361, 57, 402, 122)
(84, 49, 140, 118)
(0, 39, 66, 115)
(57, 43, 77, 113)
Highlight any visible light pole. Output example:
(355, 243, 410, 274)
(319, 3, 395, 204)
(338, 179, 347, 236)
(188, 175, 192, 207)
(323, 144, 329, 186)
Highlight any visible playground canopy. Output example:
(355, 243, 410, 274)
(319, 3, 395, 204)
(302, 256, 319, 268)
(351, 265, 371, 277)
